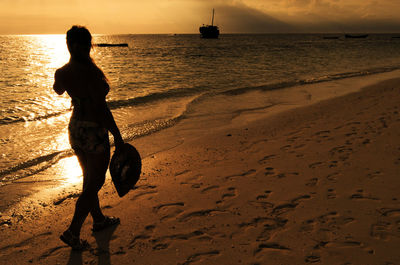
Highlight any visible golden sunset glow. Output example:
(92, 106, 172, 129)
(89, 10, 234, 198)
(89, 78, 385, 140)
(1, 0, 400, 34)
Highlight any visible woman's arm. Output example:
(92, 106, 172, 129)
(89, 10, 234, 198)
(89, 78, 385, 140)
(53, 69, 66, 95)
(104, 103, 124, 148)
(94, 98, 124, 149)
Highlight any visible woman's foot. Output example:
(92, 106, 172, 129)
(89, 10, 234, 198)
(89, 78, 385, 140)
(92, 216, 120, 232)
(60, 230, 90, 251)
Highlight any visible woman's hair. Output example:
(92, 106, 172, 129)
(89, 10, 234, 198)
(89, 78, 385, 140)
(66, 25, 92, 60)
(67, 25, 92, 48)
(66, 25, 108, 83)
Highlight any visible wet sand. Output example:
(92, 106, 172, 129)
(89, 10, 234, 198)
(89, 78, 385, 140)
(1, 75, 400, 264)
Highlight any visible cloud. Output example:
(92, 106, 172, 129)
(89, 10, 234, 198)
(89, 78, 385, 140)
(1, 0, 400, 34)
(212, 3, 296, 33)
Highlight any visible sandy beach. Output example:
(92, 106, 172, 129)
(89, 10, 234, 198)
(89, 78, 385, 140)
(1, 74, 400, 265)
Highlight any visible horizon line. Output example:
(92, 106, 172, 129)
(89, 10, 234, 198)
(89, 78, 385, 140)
(2, 32, 400, 36)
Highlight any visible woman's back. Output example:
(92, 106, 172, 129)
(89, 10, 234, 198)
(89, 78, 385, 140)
(55, 61, 109, 122)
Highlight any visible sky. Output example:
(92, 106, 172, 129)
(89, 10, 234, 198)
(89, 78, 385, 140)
(1, 0, 400, 34)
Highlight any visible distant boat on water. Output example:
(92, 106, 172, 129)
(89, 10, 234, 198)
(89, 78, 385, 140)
(345, 34, 369, 39)
(95, 43, 129, 47)
(199, 9, 219, 39)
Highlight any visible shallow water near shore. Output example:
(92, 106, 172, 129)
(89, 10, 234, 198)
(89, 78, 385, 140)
(1, 34, 400, 192)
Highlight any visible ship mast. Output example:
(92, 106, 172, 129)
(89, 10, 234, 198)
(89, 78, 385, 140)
(211, 8, 215, 26)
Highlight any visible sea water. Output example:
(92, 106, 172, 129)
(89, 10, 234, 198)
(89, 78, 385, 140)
(1, 33, 400, 185)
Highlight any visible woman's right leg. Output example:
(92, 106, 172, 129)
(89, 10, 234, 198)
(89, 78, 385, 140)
(67, 150, 109, 236)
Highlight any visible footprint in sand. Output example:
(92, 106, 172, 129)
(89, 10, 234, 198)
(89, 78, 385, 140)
(175, 170, 191, 177)
(145, 224, 156, 231)
(371, 208, 400, 240)
(317, 211, 355, 230)
(286, 135, 299, 142)
(362, 138, 371, 145)
(249, 191, 273, 209)
(305, 178, 318, 187)
(299, 219, 316, 232)
(327, 188, 336, 199)
(216, 187, 237, 204)
(128, 234, 152, 249)
(272, 195, 311, 215)
(313, 130, 331, 143)
(151, 229, 206, 251)
(350, 189, 379, 201)
(178, 209, 225, 222)
(201, 185, 219, 194)
(178, 250, 220, 265)
(326, 172, 340, 183)
(366, 170, 382, 179)
(258, 154, 277, 164)
(294, 144, 306, 149)
(309, 162, 323, 169)
(225, 169, 256, 181)
(180, 174, 204, 188)
(129, 225, 207, 250)
(315, 130, 330, 137)
(280, 145, 292, 151)
(329, 146, 353, 156)
(371, 221, 392, 240)
(256, 219, 289, 242)
(264, 167, 275, 176)
(254, 242, 290, 254)
(334, 121, 360, 130)
(305, 254, 321, 263)
(153, 202, 185, 222)
(130, 190, 158, 201)
(256, 190, 272, 200)
(328, 161, 338, 168)
(345, 132, 357, 137)
(153, 243, 169, 250)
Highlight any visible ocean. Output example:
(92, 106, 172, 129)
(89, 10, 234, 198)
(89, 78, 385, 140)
(1, 33, 400, 185)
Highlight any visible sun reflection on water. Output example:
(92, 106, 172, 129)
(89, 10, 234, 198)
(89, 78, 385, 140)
(28, 34, 71, 112)
(57, 156, 83, 186)
(33, 34, 69, 69)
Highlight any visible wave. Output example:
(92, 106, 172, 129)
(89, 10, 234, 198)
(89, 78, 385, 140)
(2, 65, 399, 127)
(0, 150, 72, 183)
(0, 94, 198, 183)
(221, 65, 400, 96)
(0, 86, 204, 126)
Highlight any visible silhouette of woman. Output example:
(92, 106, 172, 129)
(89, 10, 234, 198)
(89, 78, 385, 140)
(53, 25, 123, 250)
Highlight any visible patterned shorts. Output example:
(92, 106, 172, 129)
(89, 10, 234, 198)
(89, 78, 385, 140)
(68, 118, 109, 154)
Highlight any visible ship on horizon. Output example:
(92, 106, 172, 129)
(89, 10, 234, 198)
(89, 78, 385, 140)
(199, 9, 219, 39)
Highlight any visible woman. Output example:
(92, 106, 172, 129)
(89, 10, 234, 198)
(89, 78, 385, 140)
(53, 25, 124, 250)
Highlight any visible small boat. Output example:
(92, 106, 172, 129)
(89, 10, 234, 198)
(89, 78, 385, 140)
(95, 43, 129, 47)
(345, 34, 369, 39)
(199, 9, 220, 39)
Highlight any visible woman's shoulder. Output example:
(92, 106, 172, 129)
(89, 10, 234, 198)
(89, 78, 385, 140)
(57, 62, 75, 73)
(55, 63, 72, 79)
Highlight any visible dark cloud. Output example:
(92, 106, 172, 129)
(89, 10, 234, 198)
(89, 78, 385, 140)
(207, 2, 400, 33)
(213, 3, 296, 33)
(288, 17, 400, 33)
